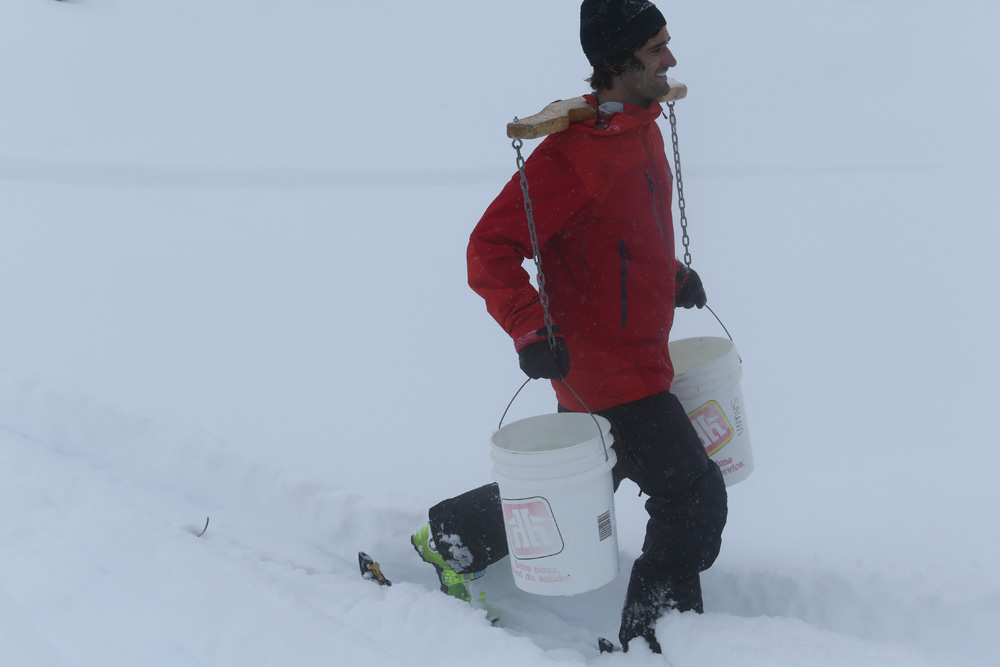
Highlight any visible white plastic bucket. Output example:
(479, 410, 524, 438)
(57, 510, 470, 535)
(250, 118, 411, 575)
(490, 413, 618, 596)
(669, 336, 754, 486)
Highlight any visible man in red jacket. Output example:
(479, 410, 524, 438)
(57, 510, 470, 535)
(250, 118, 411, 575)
(412, 0, 727, 653)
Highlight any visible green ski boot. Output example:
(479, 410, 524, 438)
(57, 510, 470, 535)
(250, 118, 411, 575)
(411, 524, 486, 605)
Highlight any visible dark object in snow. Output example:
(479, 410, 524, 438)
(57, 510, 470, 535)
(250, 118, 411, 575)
(598, 637, 621, 653)
(359, 551, 391, 586)
(196, 516, 210, 537)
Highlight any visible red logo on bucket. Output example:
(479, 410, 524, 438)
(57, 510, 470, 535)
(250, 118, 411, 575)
(688, 401, 734, 457)
(502, 497, 564, 560)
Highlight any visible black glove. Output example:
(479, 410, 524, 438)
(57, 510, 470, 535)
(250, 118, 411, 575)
(518, 334, 571, 380)
(675, 265, 707, 309)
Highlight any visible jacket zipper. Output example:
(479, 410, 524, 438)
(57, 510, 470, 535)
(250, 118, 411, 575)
(641, 136, 667, 240)
(619, 238, 631, 328)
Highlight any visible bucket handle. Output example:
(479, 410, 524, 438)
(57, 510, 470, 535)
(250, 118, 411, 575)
(498, 378, 612, 462)
(695, 304, 743, 365)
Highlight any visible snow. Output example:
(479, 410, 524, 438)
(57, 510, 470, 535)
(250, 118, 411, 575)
(2, 0, 999, 665)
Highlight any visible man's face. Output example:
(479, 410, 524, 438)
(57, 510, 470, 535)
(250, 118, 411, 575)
(617, 27, 677, 106)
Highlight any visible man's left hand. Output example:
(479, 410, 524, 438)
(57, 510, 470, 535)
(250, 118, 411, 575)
(675, 266, 707, 309)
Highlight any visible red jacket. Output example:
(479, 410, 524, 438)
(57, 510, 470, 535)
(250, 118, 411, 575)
(468, 96, 685, 412)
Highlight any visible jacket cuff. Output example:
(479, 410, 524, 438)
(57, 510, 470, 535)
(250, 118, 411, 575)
(513, 326, 561, 352)
(674, 262, 689, 295)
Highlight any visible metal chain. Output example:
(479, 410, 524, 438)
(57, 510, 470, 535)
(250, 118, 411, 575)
(512, 135, 557, 347)
(665, 103, 737, 349)
(507, 134, 610, 460)
(666, 102, 692, 268)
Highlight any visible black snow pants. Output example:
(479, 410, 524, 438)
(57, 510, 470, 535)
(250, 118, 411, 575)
(427, 389, 728, 644)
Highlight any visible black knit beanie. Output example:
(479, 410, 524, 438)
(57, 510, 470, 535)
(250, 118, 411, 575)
(580, 0, 666, 67)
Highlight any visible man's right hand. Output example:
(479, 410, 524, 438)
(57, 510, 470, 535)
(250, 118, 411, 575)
(518, 337, 571, 380)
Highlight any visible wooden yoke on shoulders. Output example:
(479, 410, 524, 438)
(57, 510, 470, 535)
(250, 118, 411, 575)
(506, 80, 688, 140)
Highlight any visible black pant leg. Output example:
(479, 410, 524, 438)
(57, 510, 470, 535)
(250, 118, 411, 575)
(598, 391, 728, 650)
(600, 391, 728, 577)
(427, 482, 508, 574)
